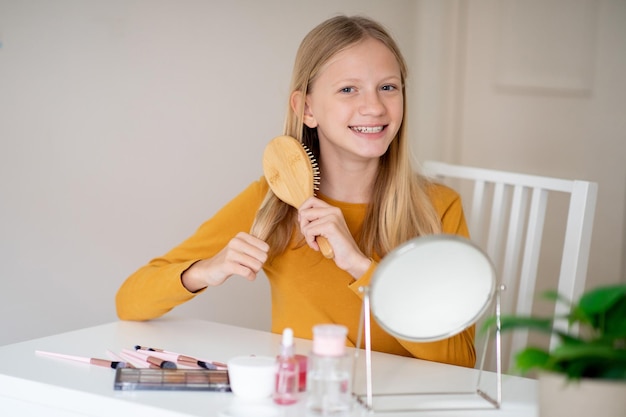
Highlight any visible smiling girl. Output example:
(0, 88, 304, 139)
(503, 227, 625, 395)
(116, 15, 475, 368)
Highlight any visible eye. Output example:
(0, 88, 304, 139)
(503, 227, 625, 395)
(381, 84, 398, 92)
(339, 87, 355, 94)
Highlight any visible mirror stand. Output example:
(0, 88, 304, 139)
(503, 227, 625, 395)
(352, 285, 504, 413)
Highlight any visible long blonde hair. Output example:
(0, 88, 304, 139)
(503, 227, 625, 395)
(251, 15, 441, 260)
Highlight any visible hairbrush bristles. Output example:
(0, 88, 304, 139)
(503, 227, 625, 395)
(303, 144, 321, 192)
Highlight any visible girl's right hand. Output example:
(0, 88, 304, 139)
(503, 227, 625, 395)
(181, 232, 269, 292)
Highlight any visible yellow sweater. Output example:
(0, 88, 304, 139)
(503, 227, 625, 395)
(116, 177, 475, 368)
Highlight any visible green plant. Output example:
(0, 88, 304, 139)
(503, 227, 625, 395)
(484, 284, 626, 381)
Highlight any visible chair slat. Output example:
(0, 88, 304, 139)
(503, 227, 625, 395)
(486, 183, 509, 264)
(500, 185, 530, 307)
(551, 181, 598, 349)
(422, 161, 597, 372)
(469, 180, 487, 243)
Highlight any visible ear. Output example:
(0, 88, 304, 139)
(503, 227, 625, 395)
(290, 91, 318, 128)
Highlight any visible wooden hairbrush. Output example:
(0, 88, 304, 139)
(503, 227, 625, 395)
(262, 135, 334, 259)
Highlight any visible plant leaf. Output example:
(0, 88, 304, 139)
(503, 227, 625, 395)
(551, 343, 626, 362)
(578, 285, 626, 316)
(541, 289, 572, 306)
(498, 316, 553, 333)
(479, 315, 552, 335)
(486, 284, 626, 381)
(598, 367, 626, 380)
(603, 297, 626, 338)
(514, 347, 552, 374)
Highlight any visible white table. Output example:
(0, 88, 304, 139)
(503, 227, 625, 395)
(0, 317, 537, 416)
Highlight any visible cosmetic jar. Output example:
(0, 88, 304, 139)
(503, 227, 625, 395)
(227, 356, 275, 400)
(306, 324, 353, 413)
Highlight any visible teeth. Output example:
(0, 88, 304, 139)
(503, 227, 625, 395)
(351, 126, 383, 133)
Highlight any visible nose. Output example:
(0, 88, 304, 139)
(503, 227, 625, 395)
(359, 90, 385, 116)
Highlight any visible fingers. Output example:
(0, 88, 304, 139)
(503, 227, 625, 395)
(298, 199, 339, 250)
(297, 197, 370, 277)
(223, 232, 269, 280)
(298, 197, 346, 252)
(182, 232, 269, 290)
(229, 232, 270, 263)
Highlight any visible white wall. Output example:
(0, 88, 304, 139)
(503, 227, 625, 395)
(0, 0, 419, 345)
(410, 0, 626, 372)
(2, 0, 624, 348)
(450, 0, 626, 292)
(416, 0, 626, 351)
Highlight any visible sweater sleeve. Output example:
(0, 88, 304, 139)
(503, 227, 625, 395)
(348, 183, 476, 368)
(115, 179, 269, 321)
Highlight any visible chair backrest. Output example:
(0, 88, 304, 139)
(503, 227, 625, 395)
(422, 160, 598, 371)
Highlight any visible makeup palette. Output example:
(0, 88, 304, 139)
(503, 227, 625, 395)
(114, 368, 231, 391)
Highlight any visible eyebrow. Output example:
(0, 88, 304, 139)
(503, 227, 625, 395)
(331, 75, 402, 87)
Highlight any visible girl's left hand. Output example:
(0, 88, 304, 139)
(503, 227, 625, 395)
(298, 196, 371, 278)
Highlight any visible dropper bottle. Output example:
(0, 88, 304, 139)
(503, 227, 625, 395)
(274, 327, 299, 405)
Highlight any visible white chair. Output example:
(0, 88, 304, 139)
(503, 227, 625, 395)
(422, 160, 598, 372)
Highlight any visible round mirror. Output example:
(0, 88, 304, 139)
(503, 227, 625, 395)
(370, 234, 496, 342)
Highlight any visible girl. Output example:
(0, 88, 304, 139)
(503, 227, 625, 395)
(116, 15, 475, 368)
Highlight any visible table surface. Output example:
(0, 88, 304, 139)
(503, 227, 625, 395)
(0, 317, 538, 416)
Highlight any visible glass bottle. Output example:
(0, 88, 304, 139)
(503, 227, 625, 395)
(306, 324, 352, 414)
(274, 327, 299, 405)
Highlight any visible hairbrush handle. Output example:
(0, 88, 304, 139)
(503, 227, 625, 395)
(317, 236, 334, 259)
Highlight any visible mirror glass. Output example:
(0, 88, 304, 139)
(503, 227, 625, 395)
(370, 235, 496, 342)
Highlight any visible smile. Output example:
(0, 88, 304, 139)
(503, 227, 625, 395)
(350, 126, 385, 134)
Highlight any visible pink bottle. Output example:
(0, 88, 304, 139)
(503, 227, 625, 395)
(274, 328, 299, 405)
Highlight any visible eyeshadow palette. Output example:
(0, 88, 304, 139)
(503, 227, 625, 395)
(114, 368, 231, 391)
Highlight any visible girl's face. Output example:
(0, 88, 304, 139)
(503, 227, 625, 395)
(303, 37, 403, 165)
